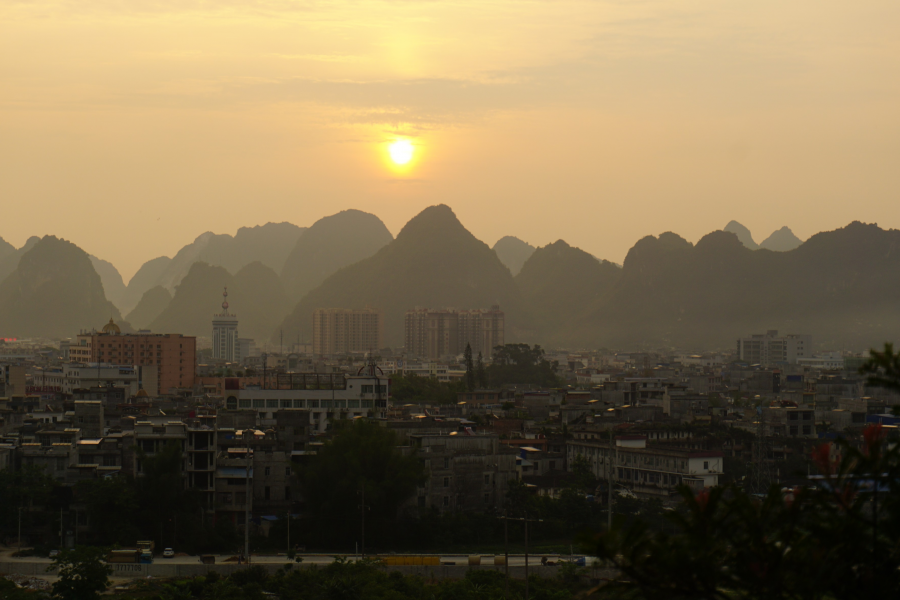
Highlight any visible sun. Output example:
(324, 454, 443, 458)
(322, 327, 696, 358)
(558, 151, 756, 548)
(388, 139, 414, 165)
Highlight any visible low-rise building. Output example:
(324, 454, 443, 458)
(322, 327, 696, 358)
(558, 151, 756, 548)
(407, 433, 517, 514)
(567, 434, 723, 496)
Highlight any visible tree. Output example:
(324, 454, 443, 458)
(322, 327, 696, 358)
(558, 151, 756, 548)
(487, 344, 561, 388)
(861, 343, 900, 415)
(0, 466, 58, 542)
(135, 441, 193, 549)
(475, 351, 487, 388)
(464, 343, 475, 392)
(77, 476, 140, 546)
(50, 546, 112, 600)
(300, 420, 427, 544)
(390, 373, 465, 404)
(568, 455, 598, 495)
(586, 422, 900, 599)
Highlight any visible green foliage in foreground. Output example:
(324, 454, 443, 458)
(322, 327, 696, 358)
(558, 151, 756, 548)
(51, 546, 113, 600)
(114, 559, 594, 600)
(588, 423, 900, 599)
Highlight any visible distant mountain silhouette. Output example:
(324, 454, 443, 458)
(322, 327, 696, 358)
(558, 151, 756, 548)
(232, 262, 292, 344)
(760, 226, 803, 252)
(493, 236, 536, 276)
(149, 261, 290, 342)
(724, 221, 758, 250)
(90, 256, 127, 310)
(277, 205, 521, 346)
(570, 222, 900, 349)
(150, 262, 230, 337)
(0, 236, 122, 338)
(202, 222, 306, 276)
(125, 285, 172, 330)
(515, 240, 621, 344)
(0, 237, 14, 262)
(0, 236, 40, 284)
(134, 222, 305, 299)
(280, 210, 393, 301)
(120, 256, 172, 315)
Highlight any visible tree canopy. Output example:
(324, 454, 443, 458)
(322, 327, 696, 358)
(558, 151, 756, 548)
(487, 343, 561, 388)
(300, 420, 427, 545)
(51, 546, 112, 600)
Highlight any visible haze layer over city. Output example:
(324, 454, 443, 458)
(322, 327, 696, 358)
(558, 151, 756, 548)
(2, 2, 900, 599)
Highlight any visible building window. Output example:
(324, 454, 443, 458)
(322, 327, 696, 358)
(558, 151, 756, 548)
(802, 425, 811, 435)
(443, 496, 449, 507)
(443, 477, 450, 488)
(484, 474, 490, 484)
(265, 467, 270, 476)
(286, 466, 291, 476)
(264, 486, 270, 500)
(285, 487, 291, 500)
(484, 493, 490, 504)
(444, 457, 449, 469)
(703, 461, 709, 470)
(790, 426, 798, 436)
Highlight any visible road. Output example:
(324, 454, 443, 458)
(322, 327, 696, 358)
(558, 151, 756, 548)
(1, 550, 592, 568)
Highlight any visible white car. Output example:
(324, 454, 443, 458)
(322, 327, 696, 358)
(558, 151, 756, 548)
(162, 548, 174, 558)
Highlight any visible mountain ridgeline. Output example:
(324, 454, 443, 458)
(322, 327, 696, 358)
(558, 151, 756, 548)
(0, 236, 124, 338)
(493, 236, 536, 276)
(278, 205, 523, 347)
(724, 220, 803, 252)
(124, 222, 307, 313)
(280, 209, 394, 301)
(1, 212, 897, 350)
(571, 222, 900, 348)
(150, 261, 291, 343)
(514, 240, 622, 345)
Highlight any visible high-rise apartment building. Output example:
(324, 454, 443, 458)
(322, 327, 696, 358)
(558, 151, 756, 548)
(737, 330, 812, 366)
(313, 308, 383, 355)
(70, 319, 197, 393)
(212, 288, 239, 362)
(405, 305, 505, 359)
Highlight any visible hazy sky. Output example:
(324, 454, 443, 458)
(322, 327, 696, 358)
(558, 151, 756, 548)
(2, 1, 899, 281)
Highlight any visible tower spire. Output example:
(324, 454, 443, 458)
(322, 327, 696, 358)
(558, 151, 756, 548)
(222, 287, 230, 315)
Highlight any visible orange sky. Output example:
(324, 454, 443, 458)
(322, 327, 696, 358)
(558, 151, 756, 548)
(2, 1, 899, 281)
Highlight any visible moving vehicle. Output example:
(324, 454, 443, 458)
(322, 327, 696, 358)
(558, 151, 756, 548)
(163, 548, 175, 558)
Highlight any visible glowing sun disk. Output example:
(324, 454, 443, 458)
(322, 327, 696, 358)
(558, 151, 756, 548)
(389, 139, 414, 165)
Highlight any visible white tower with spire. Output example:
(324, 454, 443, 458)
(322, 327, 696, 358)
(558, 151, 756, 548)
(212, 287, 239, 362)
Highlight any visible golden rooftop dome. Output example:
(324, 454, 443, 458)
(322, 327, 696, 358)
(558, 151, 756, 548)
(102, 318, 121, 334)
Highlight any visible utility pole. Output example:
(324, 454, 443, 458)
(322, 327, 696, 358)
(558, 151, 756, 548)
(18, 506, 22, 554)
(608, 428, 614, 530)
(503, 512, 509, 599)
(524, 516, 530, 600)
(752, 406, 772, 494)
(244, 431, 251, 564)
(359, 485, 367, 559)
